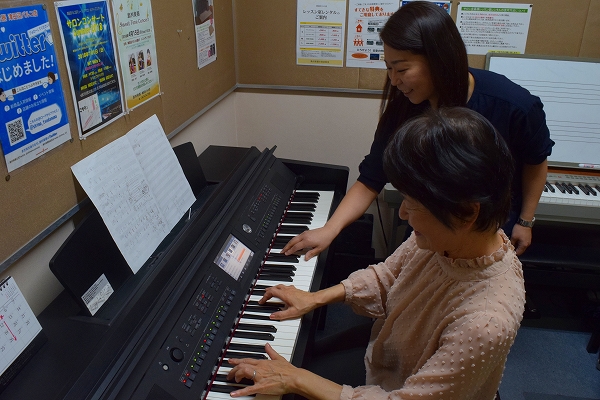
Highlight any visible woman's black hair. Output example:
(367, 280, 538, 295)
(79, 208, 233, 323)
(383, 107, 514, 232)
(377, 1, 469, 140)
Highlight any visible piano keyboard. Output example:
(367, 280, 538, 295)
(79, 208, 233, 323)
(205, 190, 334, 400)
(538, 172, 600, 224)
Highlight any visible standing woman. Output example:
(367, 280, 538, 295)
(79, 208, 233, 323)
(227, 107, 525, 399)
(282, 1, 553, 258)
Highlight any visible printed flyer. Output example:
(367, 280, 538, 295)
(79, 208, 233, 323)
(346, 1, 399, 69)
(457, 2, 533, 55)
(112, 0, 160, 110)
(297, 0, 346, 67)
(192, 0, 217, 69)
(0, 5, 71, 173)
(55, 0, 124, 138)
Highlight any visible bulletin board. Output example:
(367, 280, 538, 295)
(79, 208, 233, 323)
(235, 0, 600, 90)
(0, 0, 236, 267)
(2, 0, 600, 270)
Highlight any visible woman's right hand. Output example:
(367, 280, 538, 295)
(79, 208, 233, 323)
(280, 226, 336, 261)
(259, 284, 317, 320)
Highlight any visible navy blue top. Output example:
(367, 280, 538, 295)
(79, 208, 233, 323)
(357, 67, 554, 216)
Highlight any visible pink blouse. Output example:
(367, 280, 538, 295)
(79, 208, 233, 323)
(340, 232, 525, 400)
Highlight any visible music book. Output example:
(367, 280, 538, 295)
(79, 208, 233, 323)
(0, 276, 46, 393)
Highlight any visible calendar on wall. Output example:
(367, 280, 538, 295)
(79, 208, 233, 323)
(0, 276, 45, 392)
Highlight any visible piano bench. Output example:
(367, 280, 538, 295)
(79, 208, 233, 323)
(518, 221, 600, 354)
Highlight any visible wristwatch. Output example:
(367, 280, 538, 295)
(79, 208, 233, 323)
(517, 217, 535, 228)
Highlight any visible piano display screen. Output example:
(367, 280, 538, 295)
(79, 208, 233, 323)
(214, 234, 254, 281)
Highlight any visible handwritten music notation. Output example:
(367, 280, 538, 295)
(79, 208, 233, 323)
(70, 115, 196, 273)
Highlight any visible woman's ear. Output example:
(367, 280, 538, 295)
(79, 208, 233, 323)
(460, 202, 480, 230)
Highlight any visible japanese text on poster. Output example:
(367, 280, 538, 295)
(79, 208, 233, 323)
(0, 5, 71, 173)
(192, 0, 217, 69)
(457, 2, 532, 55)
(112, 0, 160, 110)
(346, 1, 399, 69)
(55, 0, 124, 138)
(297, 0, 347, 67)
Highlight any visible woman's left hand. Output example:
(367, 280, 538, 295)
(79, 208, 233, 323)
(227, 343, 298, 397)
(510, 224, 532, 255)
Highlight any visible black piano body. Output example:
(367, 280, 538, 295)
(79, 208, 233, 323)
(0, 145, 348, 400)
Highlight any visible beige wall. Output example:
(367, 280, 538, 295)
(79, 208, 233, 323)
(4, 91, 394, 315)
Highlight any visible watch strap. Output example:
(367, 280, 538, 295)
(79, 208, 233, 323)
(517, 217, 535, 228)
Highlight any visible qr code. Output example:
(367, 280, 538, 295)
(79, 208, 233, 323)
(6, 117, 26, 146)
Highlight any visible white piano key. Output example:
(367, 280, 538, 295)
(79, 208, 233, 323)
(537, 173, 600, 224)
(205, 190, 336, 400)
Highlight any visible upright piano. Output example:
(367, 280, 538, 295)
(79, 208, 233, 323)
(0, 145, 348, 400)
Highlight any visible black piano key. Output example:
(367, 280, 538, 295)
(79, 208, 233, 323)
(215, 374, 255, 386)
(233, 331, 275, 341)
(228, 343, 267, 353)
(578, 184, 591, 195)
(245, 304, 282, 313)
(545, 182, 555, 193)
(586, 184, 597, 196)
(209, 384, 241, 394)
(259, 270, 294, 278)
(248, 300, 286, 308)
(254, 284, 271, 290)
(278, 225, 309, 234)
(237, 323, 277, 333)
(282, 214, 313, 224)
(225, 351, 268, 360)
(262, 265, 296, 274)
(263, 263, 296, 271)
(251, 289, 266, 296)
(273, 236, 294, 247)
(555, 182, 566, 193)
(288, 203, 316, 212)
(266, 253, 300, 263)
(292, 192, 320, 202)
(258, 274, 294, 282)
(241, 313, 272, 321)
(567, 183, 579, 194)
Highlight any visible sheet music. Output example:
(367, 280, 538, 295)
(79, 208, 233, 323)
(487, 56, 600, 167)
(71, 115, 196, 273)
(0, 277, 42, 376)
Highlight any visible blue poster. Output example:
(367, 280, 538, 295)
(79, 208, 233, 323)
(0, 5, 71, 173)
(55, 0, 123, 138)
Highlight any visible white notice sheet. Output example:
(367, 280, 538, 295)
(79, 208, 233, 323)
(71, 115, 196, 273)
(457, 2, 532, 55)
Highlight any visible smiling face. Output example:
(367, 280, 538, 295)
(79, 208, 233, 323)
(399, 195, 464, 256)
(384, 45, 438, 108)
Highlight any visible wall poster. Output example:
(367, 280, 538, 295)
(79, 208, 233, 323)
(346, 1, 399, 69)
(0, 5, 71, 173)
(296, 0, 347, 67)
(55, 0, 124, 138)
(192, 0, 217, 69)
(457, 2, 533, 55)
(112, 0, 160, 110)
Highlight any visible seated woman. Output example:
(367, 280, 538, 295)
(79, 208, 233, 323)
(227, 107, 526, 399)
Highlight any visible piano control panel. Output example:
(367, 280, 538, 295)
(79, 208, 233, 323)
(128, 162, 297, 400)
